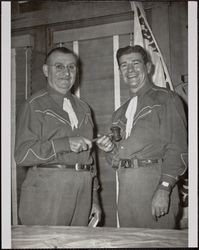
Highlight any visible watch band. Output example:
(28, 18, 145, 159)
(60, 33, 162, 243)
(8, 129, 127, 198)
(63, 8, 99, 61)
(158, 181, 172, 192)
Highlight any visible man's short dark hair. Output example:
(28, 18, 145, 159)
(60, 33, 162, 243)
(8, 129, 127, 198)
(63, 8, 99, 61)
(116, 45, 149, 66)
(45, 47, 78, 64)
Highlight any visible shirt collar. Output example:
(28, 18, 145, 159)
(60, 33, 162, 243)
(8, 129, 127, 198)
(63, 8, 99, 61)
(129, 80, 153, 98)
(47, 85, 73, 107)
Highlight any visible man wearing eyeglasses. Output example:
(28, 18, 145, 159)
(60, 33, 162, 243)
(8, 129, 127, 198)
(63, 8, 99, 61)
(15, 47, 101, 226)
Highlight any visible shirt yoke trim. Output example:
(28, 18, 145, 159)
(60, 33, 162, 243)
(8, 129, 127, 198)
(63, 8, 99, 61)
(19, 148, 56, 164)
(29, 92, 48, 104)
(35, 109, 71, 126)
(134, 104, 161, 121)
(134, 110, 152, 126)
(180, 153, 188, 176)
(51, 140, 56, 156)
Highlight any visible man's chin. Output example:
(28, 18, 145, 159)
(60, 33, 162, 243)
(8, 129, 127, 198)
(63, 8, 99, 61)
(56, 87, 71, 95)
(61, 84, 73, 92)
(128, 82, 140, 89)
(128, 83, 143, 94)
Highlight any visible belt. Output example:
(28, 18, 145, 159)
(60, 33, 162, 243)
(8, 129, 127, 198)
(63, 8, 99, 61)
(34, 163, 92, 171)
(116, 158, 162, 169)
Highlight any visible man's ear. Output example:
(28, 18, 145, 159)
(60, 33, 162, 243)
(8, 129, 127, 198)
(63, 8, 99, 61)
(43, 64, 48, 77)
(146, 62, 152, 74)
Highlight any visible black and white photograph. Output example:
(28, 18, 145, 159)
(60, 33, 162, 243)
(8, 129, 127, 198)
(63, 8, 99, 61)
(1, 0, 198, 248)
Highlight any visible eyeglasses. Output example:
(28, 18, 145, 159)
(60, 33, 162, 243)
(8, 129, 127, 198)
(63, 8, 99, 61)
(48, 63, 77, 73)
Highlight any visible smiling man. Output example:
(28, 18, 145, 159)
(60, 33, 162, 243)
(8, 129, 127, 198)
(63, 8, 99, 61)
(96, 45, 188, 229)
(15, 47, 101, 226)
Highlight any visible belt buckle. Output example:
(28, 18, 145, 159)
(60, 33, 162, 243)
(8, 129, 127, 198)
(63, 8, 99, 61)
(75, 163, 82, 171)
(57, 164, 64, 169)
(145, 159, 152, 164)
(132, 158, 138, 168)
(121, 159, 131, 168)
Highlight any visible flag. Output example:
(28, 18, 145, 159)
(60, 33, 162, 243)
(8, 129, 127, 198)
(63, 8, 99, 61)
(130, 1, 174, 90)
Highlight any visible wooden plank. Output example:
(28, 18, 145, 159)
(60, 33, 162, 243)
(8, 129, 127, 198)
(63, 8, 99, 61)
(53, 20, 134, 43)
(11, 2, 132, 30)
(113, 35, 120, 110)
(12, 34, 34, 48)
(169, 2, 188, 87)
(11, 226, 188, 248)
(77, 36, 116, 226)
(73, 41, 80, 98)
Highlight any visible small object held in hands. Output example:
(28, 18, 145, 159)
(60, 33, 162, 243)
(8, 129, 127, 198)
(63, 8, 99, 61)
(91, 137, 99, 142)
(92, 126, 122, 142)
(110, 125, 122, 142)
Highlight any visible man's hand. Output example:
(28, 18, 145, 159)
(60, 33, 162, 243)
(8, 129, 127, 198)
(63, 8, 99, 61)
(151, 189, 170, 221)
(69, 137, 92, 153)
(96, 135, 115, 152)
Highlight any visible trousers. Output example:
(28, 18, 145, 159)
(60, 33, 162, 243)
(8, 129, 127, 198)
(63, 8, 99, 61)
(117, 164, 179, 228)
(19, 167, 92, 226)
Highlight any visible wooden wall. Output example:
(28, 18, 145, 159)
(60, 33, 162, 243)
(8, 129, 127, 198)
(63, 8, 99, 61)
(11, 1, 188, 227)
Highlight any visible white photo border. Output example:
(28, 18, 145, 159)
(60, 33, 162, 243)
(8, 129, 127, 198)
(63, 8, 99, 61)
(1, 1, 198, 248)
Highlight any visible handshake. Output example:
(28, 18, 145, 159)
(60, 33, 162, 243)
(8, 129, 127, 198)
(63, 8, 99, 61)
(69, 126, 121, 153)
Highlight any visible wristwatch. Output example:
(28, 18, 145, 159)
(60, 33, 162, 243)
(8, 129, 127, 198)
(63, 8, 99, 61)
(159, 181, 172, 192)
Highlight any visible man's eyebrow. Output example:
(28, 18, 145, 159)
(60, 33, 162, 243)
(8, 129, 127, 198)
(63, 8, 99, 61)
(120, 59, 142, 64)
(131, 59, 142, 62)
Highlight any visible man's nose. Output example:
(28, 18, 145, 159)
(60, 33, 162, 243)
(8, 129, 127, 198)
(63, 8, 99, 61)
(127, 63, 135, 72)
(62, 66, 70, 75)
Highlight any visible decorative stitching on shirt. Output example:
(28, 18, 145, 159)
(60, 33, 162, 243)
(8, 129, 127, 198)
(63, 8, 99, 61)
(29, 92, 48, 104)
(133, 110, 152, 126)
(35, 109, 70, 126)
(134, 105, 161, 121)
(46, 112, 66, 124)
(133, 105, 161, 126)
(180, 153, 188, 176)
(78, 116, 85, 129)
(19, 148, 56, 164)
(51, 140, 56, 155)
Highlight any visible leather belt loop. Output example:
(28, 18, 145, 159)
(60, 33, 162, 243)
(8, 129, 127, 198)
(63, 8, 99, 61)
(118, 160, 122, 170)
(132, 158, 138, 168)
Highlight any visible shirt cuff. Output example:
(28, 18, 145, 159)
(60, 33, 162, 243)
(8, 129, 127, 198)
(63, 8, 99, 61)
(158, 174, 177, 192)
(52, 137, 71, 154)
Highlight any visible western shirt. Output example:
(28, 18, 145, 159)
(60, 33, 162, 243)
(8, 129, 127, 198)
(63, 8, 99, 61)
(109, 81, 188, 187)
(15, 86, 99, 189)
